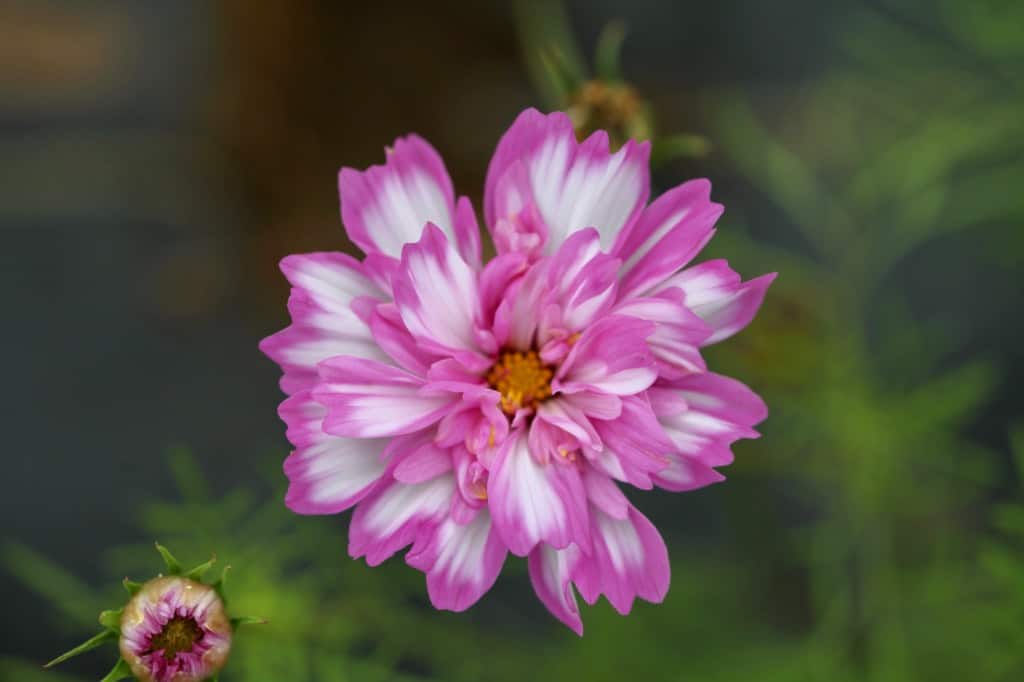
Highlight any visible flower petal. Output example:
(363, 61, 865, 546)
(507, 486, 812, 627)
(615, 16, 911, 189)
(590, 395, 674, 489)
(557, 315, 658, 396)
(453, 195, 483, 270)
(528, 543, 584, 635)
(314, 356, 453, 438)
(406, 509, 507, 612)
(613, 296, 711, 378)
(393, 223, 482, 357)
(260, 253, 389, 394)
(368, 302, 433, 376)
(653, 372, 767, 490)
(658, 260, 776, 345)
(615, 179, 721, 299)
(392, 439, 454, 484)
(488, 429, 590, 556)
(484, 109, 650, 253)
(573, 506, 670, 615)
(547, 228, 620, 332)
(339, 134, 461, 259)
(279, 391, 388, 514)
(504, 257, 551, 351)
(349, 474, 456, 566)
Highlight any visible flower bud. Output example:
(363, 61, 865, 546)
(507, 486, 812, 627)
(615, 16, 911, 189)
(44, 544, 262, 681)
(119, 576, 232, 682)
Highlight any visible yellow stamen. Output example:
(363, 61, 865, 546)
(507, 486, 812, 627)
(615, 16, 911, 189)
(486, 349, 554, 415)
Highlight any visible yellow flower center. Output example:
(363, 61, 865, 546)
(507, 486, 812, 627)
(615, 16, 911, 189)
(486, 350, 554, 415)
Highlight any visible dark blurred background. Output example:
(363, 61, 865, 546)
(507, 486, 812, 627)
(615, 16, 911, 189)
(3, 1, 1023, 680)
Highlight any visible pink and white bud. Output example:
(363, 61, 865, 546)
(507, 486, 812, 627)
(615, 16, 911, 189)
(118, 576, 232, 682)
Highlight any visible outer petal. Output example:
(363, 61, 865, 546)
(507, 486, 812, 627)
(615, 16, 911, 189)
(392, 439, 454, 484)
(279, 391, 388, 514)
(259, 253, 389, 394)
(406, 509, 507, 612)
(314, 356, 453, 438)
(613, 296, 711, 378)
(453, 195, 483, 271)
(572, 506, 670, 615)
(349, 473, 456, 566)
(615, 179, 721, 299)
(582, 467, 630, 520)
(528, 543, 584, 635)
(652, 372, 767, 490)
(281, 252, 386, 311)
(393, 223, 483, 357)
(484, 109, 650, 253)
(488, 429, 590, 556)
(339, 134, 472, 261)
(368, 302, 433, 376)
(657, 260, 776, 345)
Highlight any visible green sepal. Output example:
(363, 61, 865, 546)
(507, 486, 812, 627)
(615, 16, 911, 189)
(44, 629, 117, 668)
(594, 20, 627, 83)
(230, 615, 268, 630)
(185, 553, 217, 581)
(212, 564, 232, 604)
(99, 657, 133, 682)
(123, 576, 142, 595)
(154, 542, 182, 575)
(650, 134, 712, 166)
(98, 608, 123, 630)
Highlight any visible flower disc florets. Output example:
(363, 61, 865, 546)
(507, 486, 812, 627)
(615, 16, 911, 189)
(486, 349, 554, 414)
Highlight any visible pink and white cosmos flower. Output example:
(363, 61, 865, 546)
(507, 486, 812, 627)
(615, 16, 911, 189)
(260, 109, 774, 633)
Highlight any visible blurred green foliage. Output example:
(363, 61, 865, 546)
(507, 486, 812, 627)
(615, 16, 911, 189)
(5, 2, 1024, 680)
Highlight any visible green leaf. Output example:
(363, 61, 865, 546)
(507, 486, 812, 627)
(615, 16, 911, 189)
(99, 658, 133, 682)
(594, 20, 627, 82)
(98, 608, 123, 630)
(185, 554, 217, 581)
(44, 629, 117, 668)
(123, 577, 142, 595)
(231, 615, 269, 630)
(154, 542, 182, 575)
(1, 542, 106, 627)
